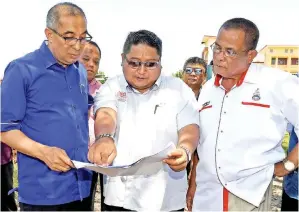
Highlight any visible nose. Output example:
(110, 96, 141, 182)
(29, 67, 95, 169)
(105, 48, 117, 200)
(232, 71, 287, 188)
(73, 40, 81, 51)
(137, 64, 146, 74)
(214, 50, 225, 62)
(87, 60, 94, 68)
(190, 71, 196, 76)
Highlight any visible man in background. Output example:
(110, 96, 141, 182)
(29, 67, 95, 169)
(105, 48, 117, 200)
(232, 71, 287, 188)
(79, 40, 104, 211)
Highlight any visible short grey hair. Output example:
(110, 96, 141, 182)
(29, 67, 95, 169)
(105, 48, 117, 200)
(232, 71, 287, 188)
(220, 18, 259, 50)
(46, 2, 86, 30)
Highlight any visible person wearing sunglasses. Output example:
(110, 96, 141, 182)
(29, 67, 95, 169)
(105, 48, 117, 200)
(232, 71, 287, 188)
(182, 57, 207, 101)
(1, 2, 93, 210)
(89, 29, 199, 211)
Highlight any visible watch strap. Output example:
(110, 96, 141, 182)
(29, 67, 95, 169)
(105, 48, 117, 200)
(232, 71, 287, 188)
(95, 133, 115, 142)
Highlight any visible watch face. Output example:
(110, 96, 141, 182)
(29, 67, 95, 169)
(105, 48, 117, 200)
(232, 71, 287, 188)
(285, 161, 295, 171)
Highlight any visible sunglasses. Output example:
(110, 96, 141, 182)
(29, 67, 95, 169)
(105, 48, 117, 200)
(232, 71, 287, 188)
(184, 67, 203, 75)
(124, 55, 160, 70)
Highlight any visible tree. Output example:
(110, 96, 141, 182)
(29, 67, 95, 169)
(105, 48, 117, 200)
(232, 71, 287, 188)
(172, 70, 183, 79)
(96, 71, 108, 84)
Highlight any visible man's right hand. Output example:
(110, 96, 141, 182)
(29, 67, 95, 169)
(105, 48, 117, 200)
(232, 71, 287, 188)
(40, 146, 74, 172)
(88, 137, 117, 165)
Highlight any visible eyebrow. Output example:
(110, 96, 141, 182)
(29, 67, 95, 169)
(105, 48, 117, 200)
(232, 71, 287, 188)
(62, 30, 88, 36)
(129, 57, 160, 61)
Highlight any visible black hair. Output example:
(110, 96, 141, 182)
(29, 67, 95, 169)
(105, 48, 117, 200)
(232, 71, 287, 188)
(123, 30, 162, 57)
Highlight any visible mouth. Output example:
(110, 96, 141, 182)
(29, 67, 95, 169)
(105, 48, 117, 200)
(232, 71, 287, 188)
(187, 78, 198, 82)
(215, 64, 225, 69)
(136, 76, 146, 81)
(70, 54, 79, 59)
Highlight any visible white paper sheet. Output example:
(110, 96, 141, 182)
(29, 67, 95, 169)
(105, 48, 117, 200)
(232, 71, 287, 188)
(72, 142, 176, 177)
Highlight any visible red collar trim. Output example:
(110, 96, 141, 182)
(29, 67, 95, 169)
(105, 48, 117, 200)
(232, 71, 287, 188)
(213, 71, 248, 87)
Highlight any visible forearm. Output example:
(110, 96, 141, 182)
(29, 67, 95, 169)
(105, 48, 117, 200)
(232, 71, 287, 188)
(1, 130, 46, 161)
(178, 124, 200, 153)
(287, 143, 298, 168)
(94, 109, 117, 136)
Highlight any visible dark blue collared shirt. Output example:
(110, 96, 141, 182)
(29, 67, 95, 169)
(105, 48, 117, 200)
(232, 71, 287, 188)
(1, 42, 92, 205)
(284, 127, 298, 200)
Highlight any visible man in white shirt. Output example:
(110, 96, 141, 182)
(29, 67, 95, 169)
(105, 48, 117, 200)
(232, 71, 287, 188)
(188, 17, 299, 211)
(88, 30, 200, 211)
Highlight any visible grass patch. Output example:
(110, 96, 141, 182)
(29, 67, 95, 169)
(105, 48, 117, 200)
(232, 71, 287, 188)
(282, 132, 290, 155)
(13, 163, 18, 203)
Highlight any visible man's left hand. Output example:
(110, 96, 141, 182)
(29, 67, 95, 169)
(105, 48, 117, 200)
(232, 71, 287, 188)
(163, 148, 188, 172)
(274, 161, 290, 177)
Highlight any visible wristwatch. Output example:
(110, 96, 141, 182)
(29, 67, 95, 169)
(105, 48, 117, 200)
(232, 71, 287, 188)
(95, 133, 115, 142)
(283, 159, 296, 172)
(179, 146, 192, 163)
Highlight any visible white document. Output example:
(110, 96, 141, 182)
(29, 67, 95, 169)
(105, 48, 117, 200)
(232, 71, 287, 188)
(72, 142, 176, 177)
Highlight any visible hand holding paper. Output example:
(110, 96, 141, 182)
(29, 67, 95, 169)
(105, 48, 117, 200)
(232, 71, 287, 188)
(88, 137, 116, 166)
(74, 142, 176, 177)
(163, 147, 188, 172)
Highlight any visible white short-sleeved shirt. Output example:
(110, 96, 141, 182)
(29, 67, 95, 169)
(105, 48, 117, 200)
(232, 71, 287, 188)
(193, 63, 299, 211)
(94, 74, 199, 211)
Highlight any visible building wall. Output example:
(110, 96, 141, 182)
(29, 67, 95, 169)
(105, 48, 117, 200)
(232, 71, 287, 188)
(262, 46, 299, 74)
(201, 36, 216, 63)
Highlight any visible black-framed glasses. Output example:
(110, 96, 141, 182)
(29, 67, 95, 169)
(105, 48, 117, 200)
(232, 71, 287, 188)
(210, 43, 249, 58)
(49, 28, 92, 46)
(184, 67, 203, 75)
(123, 55, 160, 70)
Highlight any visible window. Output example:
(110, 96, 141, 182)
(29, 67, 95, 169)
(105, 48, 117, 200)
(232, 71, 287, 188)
(285, 49, 289, 53)
(270, 49, 273, 53)
(271, 57, 276, 65)
(291, 58, 299, 65)
(278, 58, 287, 65)
(290, 49, 294, 53)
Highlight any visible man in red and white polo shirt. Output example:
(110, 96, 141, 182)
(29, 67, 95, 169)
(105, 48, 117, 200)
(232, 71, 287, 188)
(188, 17, 299, 211)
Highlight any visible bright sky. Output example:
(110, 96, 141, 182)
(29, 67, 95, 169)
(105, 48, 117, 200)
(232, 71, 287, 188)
(1, 0, 299, 78)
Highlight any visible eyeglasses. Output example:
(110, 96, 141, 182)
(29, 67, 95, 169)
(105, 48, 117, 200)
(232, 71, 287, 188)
(184, 67, 203, 75)
(211, 43, 249, 58)
(124, 55, 160, 70)
(49, 28, 92, 46)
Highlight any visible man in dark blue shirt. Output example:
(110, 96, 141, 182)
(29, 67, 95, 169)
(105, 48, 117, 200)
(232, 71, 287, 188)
(1, 2, 93, 211)
(281, 127, 298, 211)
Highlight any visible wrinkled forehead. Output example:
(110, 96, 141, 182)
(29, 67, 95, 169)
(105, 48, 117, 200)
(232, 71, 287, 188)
(57, 13, 87, 33)
(82, 44, 100, 57)
(216, 28, 246, 50)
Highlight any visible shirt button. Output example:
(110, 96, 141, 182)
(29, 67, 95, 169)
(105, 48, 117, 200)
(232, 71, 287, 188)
(221, 130, 223, 133)
(218, 149, 221, 152)
(218, 167, 221, 169)
(121, 176, 126, 182)
(226, 95, 228, 98)
(76, 125, 79, 129)
(69, 86, 72, 89)
(224, 111, 227, 114)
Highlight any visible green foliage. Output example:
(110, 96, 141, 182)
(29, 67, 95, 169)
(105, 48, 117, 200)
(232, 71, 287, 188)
(172, 70, 183, 79)
(96, 71, 108, 84)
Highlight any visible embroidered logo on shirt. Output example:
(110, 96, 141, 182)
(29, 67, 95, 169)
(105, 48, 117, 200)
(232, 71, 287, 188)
(116, 91, 127, 102)
(252, 88, 261, 101)
(202, 101, 211, 107)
